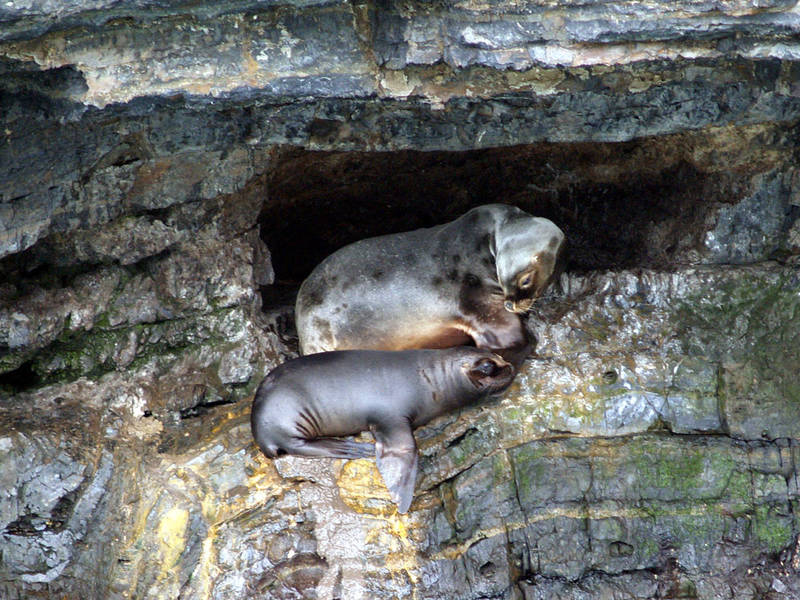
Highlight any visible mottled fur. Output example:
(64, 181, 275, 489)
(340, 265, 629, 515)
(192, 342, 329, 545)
(295, 204, 565, 366)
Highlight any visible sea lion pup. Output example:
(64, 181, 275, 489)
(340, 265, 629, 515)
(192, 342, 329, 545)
(295, 204, 565, 367)
(250, 347, 514, 513)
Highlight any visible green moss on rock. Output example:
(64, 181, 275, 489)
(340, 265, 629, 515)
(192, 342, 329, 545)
(17, 307, 251, 390)
(751, 504, 795, 554)
(675, 269, 800, 438)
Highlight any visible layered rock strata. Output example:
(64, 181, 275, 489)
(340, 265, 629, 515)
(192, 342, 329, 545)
(2, 1, 800, 599)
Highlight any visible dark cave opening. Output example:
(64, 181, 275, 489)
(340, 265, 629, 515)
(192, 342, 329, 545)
(259, 138, 742, 288)
(0, 360, 39, 395)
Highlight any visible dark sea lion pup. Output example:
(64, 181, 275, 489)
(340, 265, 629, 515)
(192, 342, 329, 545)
(250, 347, 514, 513)
(295, 204, 565, 367)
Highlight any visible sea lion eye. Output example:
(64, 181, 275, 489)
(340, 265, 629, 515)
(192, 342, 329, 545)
(519, 273, 534, 289)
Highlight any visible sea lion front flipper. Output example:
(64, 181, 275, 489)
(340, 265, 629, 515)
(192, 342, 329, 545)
(468, 312, 531, 369)
(489, 338, 531, 370)
(373, 424, 418, 513)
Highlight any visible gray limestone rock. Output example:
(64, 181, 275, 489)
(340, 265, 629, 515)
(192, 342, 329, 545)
(705, 169, 797, 264)
(2, 0, 800, 598)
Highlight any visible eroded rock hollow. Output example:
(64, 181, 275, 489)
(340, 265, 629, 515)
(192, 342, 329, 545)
(2, 1, 800, 599)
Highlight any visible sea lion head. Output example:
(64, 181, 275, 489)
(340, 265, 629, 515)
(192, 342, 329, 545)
(461, 350, 515, 395)
(495, 216, 565, 314)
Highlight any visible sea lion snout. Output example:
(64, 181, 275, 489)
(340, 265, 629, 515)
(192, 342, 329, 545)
(492, 358, 515, 382)
(504, 298, 535, 314)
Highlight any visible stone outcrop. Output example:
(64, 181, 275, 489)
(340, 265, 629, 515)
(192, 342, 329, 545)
(2, 1, 800, 599)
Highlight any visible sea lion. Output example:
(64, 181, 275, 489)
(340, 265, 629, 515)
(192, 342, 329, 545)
(250, 347, 514, 513)
(295, 204, 565, 366)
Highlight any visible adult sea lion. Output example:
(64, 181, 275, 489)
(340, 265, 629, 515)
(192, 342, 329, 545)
(295, 204, 565, 366)
(250, 347, 514, 513)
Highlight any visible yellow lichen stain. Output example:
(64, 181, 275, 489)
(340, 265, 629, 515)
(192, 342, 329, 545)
(186, 81, 214, 95)
(157, 507, 189, 578)
(337, 459, 393, 513)
(241, 37, 271, 88)
(363, 509, 422, 600)
(209, 404, 249, 437)
(431, 502, 715, 562)
(204, 455, 286, 524)
(337, 459, 424, 599)
(200, 491, 219, 525)
(246, 460, 291, 505)
(197, 526, 220, 600)
(175, 452, 284, 599)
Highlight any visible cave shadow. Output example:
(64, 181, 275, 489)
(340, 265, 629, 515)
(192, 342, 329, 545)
(255, 140, 745, 355)
(259, 141, 735, 287)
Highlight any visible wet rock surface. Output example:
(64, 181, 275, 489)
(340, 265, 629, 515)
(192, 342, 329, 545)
(4, 258, 800, 599)
(3, 1, 800, 599)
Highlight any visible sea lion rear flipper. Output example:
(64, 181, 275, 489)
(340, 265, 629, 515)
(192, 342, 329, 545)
(374, 425, 418, 513)
(296, 438, 375, 459)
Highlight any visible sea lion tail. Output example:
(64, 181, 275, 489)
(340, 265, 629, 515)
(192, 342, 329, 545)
(259, 444, 285, 459)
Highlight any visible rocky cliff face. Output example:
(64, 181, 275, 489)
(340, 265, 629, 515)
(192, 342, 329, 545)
(2, 1, 800, 599)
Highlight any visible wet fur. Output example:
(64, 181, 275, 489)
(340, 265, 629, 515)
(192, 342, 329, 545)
(250, 347, 514, 513)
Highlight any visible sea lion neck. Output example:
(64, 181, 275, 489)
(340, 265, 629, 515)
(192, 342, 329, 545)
(413, 351, 477, 422)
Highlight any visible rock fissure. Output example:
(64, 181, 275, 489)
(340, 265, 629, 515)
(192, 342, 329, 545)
(507, 447, 536, 576)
